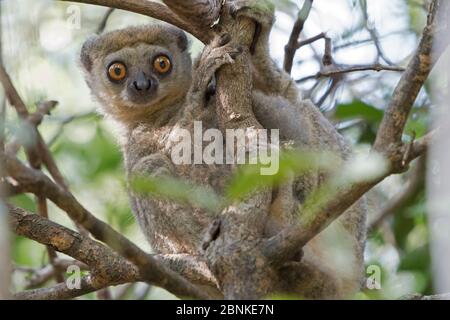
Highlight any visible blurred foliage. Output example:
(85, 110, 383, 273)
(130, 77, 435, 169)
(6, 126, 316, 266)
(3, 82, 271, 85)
(2, 0, 437, 300)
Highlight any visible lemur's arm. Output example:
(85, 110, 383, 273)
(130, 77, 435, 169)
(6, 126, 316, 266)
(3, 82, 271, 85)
(129, 153, 203, 254)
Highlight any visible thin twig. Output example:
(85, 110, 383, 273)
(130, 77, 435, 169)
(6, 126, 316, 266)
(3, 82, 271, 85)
(96, 8, 114, 34)
(297, 32, 326, 49)
(361, 0, 394, 65)
(369, 156, 426, 232)
(284, 0, 314, 74)
(296, 63, 404, 83)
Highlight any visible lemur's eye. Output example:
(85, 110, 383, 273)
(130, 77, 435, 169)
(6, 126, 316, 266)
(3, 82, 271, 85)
(153, 55, 172, 74)
(107, 62, 127, 81)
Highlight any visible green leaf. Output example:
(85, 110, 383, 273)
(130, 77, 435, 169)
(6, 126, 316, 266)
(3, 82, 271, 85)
(399, 245, 430, 272)
(226, 150, 339, 201)
(10, 194, 36, 212)
(405, 113, 428, 139)
(131, 175, 223, 212)
(335, 101, 384, 124)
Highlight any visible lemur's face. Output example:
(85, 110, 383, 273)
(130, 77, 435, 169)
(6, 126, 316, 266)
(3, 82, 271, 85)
(80, 25, 192, 120)
(101, 43, 178, 106)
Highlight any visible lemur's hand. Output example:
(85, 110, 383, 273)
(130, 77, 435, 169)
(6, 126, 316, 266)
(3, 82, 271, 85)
(194, 33, 242, 92)
(183, 33, 242, 122)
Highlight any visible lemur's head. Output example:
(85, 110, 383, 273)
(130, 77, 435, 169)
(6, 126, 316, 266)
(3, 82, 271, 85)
(80, 24, 192, 123)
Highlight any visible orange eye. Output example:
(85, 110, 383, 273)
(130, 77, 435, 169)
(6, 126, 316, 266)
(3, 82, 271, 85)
(153, 55, 172, 74)
(107, 62, 127, 81)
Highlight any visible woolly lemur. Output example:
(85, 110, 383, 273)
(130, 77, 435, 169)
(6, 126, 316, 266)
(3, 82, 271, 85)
(80, 12, 366, 298)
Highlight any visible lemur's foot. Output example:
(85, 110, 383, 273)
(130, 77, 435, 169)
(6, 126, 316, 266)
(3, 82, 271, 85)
(228, 0, 275, 26)
(227, 0, 275, 54)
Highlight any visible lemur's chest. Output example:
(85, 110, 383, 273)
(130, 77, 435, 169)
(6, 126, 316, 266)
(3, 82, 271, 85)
(126, 119, 232, 194)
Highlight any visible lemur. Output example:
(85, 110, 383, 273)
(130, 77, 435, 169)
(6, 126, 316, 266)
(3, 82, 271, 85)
(80, 2, 366, 298)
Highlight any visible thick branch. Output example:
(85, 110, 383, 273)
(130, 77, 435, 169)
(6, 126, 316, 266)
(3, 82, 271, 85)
(162, 0, 223, 29)
(374, 0, 447, 154)
(9, 205, 140, 288)
(10, 205, 218, 299)
(2, 153, 209, 299)
(154, 254, 217, 287)
(59, 0, 211, 43)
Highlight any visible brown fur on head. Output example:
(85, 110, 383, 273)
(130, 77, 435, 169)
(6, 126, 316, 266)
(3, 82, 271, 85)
(80, 24, 192, 125)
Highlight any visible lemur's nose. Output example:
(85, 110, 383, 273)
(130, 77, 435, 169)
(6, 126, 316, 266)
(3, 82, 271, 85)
(133, 71, 151, 91)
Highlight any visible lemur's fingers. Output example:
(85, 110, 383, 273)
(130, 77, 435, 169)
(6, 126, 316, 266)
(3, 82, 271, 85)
(198, 33, 232, 63)
(197, 33, 231, 65)
(184, 35, 243, 121)
(194, 44, 243, 92)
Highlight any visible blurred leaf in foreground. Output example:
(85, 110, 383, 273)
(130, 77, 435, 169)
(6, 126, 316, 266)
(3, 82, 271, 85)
(131, 175, 223, 213)
(226, 150, 340, 201)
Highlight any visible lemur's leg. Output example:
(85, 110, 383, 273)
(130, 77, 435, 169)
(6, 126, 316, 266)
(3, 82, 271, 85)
(228, 0, 300, 103)
(252, 90, 367, 298)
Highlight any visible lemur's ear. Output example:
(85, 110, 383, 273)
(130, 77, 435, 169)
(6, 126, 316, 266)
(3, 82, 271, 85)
(80, 35, 99, 72)
(175, 30, 189, 52)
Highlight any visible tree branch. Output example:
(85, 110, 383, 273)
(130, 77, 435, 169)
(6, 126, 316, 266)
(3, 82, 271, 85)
(296, 32, 325, 49)
(14, 276, 97, 300)
(284, 0, 314, 74)
(2, 153, 209, 299)
(369, 156, 426, 232)
(0, 64, 68, 190)
(96, 8, 114, 34)
(262, 0, 448, 265)
(25, 259, 88, 289)
(9, 205, 219, 299)
(162, 0, 223, 29)
(401, 293, 450, 300)
(296, 63, 404, 82)
(59, 0, 213, 43)
(374, 0, 448, 156)
(9, 205, 140, 288)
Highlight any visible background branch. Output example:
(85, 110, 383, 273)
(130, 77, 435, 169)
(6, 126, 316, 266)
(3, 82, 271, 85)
(263, 0, 445, 265)
(96, 7, 114, 34)
(369, 156, 426, 232)
(284, 0, 314, 74)
(374, 0, 448, 157)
